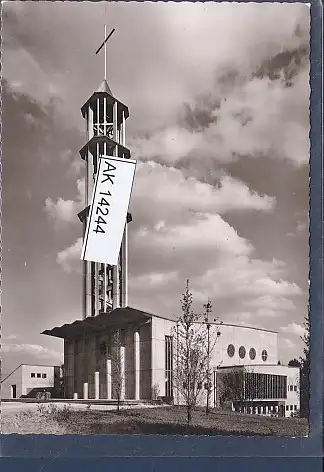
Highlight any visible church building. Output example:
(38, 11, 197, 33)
(43, 40, 300, 418)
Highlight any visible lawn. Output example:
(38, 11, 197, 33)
(2, 404, 309, 437)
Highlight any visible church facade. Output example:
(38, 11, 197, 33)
(43, 66, 300, 418)
(43, 308, 300, 417)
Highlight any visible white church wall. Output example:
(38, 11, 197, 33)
(285, 366, 300, 416)
(211, 324, 278, 369)
(1, 365, 23, 399)
(151, 317, 175, 398)
(139, 321, 152, 399)
(151, 317, 279, 404)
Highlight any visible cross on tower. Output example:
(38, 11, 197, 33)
(95, 26, 115, 82)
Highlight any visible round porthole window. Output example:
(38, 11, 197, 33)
(227, 344, 235, 357)
(261, 349, 268, 362)
(239, 346, 246, 359)
(249, 348, 256, 360)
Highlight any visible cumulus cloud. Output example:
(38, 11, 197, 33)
(280, 322, 306, 337)
(45, 178, 84, 226)
(282, 337, 296, 350)
(48, 160, 275, 231)
(130, 271, 179, 291)
(56, 237, 82, 273)
(1, 333, 18, 341)
(3, 2, 309, 133)
(287, 219, 308, 237)
(192, 256, 302, 302)
(132, 213, 253, 262)
(132, 161, 275, 224)
(245, 295, 296, 311)
(1, 342, 62, 360)
(132, 69, 309, 167)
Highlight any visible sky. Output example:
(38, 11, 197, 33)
(1, 1, 310, 377)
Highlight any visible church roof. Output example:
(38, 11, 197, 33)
(96, 79, 113, 95)
(80, 83, 129, 120)
(41, 307, 276, 340)
(41, 306, 175, 339)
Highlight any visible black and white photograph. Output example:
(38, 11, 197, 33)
(1, 1, 310, 437)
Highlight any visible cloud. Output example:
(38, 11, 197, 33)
(192, 256, 302, 302)
(132, 213, 253, 262)
(1, 333, 18, 341)
(282, 337, 296, 350)
(1, 342, 62, 360)
(280, 322, 306, 337)
(296, 221, 307, 233)
(50, 161, 276, 279)
(224, 312, 268, 330)
(287, 219, 308, 237)
(132, 69, 309, 167)
(45, 178, 84, 226)
(56, 237, 82, 273)
(245, 295, 296, 311)
(132, 162, 275, 224)
(130, 271, 179, 291)
(3, 2, 309, 134)
(46, 161, 275, 231)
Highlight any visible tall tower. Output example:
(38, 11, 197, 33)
(77, 43, 132, 319)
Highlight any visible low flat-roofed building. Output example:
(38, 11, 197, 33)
(214, 364, 300, 417)
(1, 364, 61, 399)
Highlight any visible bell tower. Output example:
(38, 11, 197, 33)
(78, 27, 132, 319)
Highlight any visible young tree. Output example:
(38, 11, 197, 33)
(111, 329, 124, 412)
(218, 369, 245, 411)
(299, 313, 310, 419)
(173, 280, 220, 425)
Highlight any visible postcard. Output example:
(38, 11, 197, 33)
(1, 1, 312, 443)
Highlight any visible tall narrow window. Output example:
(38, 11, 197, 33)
(165, 336, 173, 398)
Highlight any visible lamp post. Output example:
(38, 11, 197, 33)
(204, 300, 212, 415)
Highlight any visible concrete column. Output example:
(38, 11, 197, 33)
(121, 226, 128, 308)
(83, 382, 89, 400)
(106, 359, 112, 400)
(94, 371, 100, 400)
(94, 263, 100, 316)
(112, 264, 120, 309)
(73, 392, 78, 400)
(113, 101, 118, 148)
(122, 110, 126, 147)
(120, 346, 125, 400)
(65, 339, 75, 399)
(87, 108, 94, 200)
(134, 331, 140, 400)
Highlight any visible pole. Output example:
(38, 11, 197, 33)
(204, 299, 212, 415)
(206, 322, 210, 415)
(104, 24, 107, 81)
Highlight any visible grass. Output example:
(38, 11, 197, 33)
(67, 407, 308, 436)
(3, 404, 308, 437)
